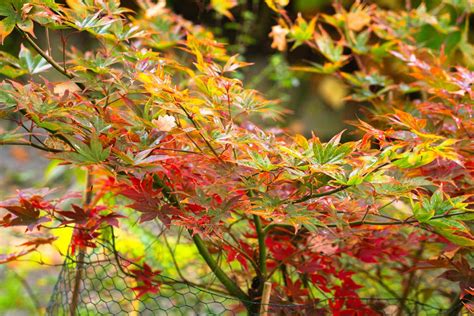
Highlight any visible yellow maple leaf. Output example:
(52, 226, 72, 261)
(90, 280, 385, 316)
(346, 2, 371, 32)
(211, 0, 237, 20)
(0, 17, 16, 44)
(265, 0, 289, 12)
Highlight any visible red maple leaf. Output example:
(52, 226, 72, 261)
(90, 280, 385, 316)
(0, 190, 55, 231)
(130, 262, 161, 298)
(223, 244, 249, 270)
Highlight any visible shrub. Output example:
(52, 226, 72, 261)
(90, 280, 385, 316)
(0, 0, 472, 314)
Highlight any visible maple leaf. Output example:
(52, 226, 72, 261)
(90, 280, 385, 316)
(19, 235, 57, 248)
(119, 175, 178, 225)
(56, 204, 91, 225)
(223, 244, 249, 270)
(0, 1, 36, 44)
(438, 258, 474, 300)
(57, 204, 123, 229)
(143, 0, 166, 19)
(265, 0, 289, 13)
(0, 249, 32, 264)
(266, 236, 296, 261)
(0, 16, 16, 44)
(152, 115, 176, 132)
(210, 0, 237, 20)
(269, 25, 289, 52)
(130, 262, 161, 298)
(346, 1, 372, 32)
(19, 45, 52, 74)
(284, 278, 308, 302)
(0, 189, 55, 231)
(290, 14, 317, 50)
(0, 234, 57, 264)
(70, 228, 100, 254)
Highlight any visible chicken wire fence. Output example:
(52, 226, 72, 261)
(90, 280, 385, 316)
(46, 238, 448, 316)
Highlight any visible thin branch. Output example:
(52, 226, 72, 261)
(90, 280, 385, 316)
(106, 230, 237, 297)
(20, 122, 49, 148)
(177, 103, 223, 162)
(398, 242, 425, 316)
(447, 293, 472, 315)
(357, 268, 401, 301)
(267, 247, 308, 280)
(21, 31, 86, 91)
(156, 147, 202, 155)
(221, 238, 259, 273)
(0, 141, 64, 153)
(263, 211, 471, 236)
(253, 214, 267, 285)
(289, 162, 392, 204)
(292, 186, 348, 204)
(163, 232, 189, 283)
(152, 176, 250, 304)
(191, 232, 250, 302)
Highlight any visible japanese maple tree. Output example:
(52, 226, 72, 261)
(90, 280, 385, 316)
(0, 0, 472, 314)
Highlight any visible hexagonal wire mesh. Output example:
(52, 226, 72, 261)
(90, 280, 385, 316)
(46, 236, 448, 315)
